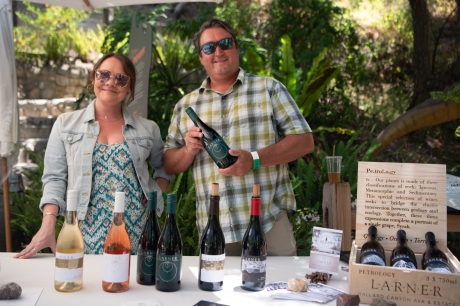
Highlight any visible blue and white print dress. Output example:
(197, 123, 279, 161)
(79, 141, 146, 254)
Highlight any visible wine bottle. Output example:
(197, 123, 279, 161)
(422, 232, 452, 273)
(137, 191, 161, 285)
(241, 184, 267, 291)
(54, 190, 84, 292)
(102, 192, 131, 293)
(359, 226, 386, 266)
(156, 194, 183, 292)
(390, 229, 417, 269)
(198, 183, 226, 291)
(185, 107, 237, 169)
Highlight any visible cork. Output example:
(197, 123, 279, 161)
(252, 184, 260, 197)
(211, 183, 219, 196)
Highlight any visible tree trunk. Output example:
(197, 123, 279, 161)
(408, 0, 432, 110)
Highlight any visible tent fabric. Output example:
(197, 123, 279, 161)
(14, 0, 222, 11)
(0, 0, 19, 159)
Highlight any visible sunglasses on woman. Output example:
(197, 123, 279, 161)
(95, 70, 130, 88)
(200, 37, 233, 55)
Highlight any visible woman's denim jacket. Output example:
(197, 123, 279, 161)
(39, 100, 174, 219)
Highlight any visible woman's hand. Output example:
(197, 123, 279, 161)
(14, 216, 57, 259)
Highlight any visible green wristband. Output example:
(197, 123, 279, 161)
(162, 192, 167, 201)
(251, 151, 260, 171)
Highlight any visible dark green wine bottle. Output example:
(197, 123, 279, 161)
(390, 229, 417, 269)
(422, 232, 451, 273)
(137, 191, 160, 285)
(199, 183, 226, 291)
(155, 194, 183, 292)
(360, 226, 386, 266)
(185, 107, 237, 169)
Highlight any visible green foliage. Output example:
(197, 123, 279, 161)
(274, 35, 296, 97)
(10, 150, 63, 253)
(147, 36, 202, 139)
(101, 6, 170, 54)
(290, 208, 321, 256)
(13, 2, 96, 63)
(430, 84, 460, 103)
(296, 48, 341, 117)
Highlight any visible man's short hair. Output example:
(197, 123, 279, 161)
(193, 19, 238, 56)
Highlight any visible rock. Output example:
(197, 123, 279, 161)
(336, 293, 360, 306)
(0, 282, 22, 300)
(287, 278, 308, 292)
(370, 297, 397, 306)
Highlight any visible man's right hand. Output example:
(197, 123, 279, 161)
(184, 126, 204, 155)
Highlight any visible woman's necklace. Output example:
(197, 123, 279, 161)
(96, 115, 123, 122)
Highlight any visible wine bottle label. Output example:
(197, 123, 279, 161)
(205, 138, 230, 160)
(55, 252, 83, 282)
(156, 254, 182, 283)
(360, 249, 386, 266)
(424, 258, 452, 273)
(391, 254, 417, 269)
(200, 254, 225, 282)
(138, 249, 156, 276)
(103, 253, 130, 282)
(242, 255, 267, 284)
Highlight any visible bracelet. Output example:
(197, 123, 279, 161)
(43, 212, 58, 218)
(251, 151, 260, 171)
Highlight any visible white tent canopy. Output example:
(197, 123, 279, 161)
(14, 0, 222, 11)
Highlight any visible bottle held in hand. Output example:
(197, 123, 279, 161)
(156, 194, 183, 292)
(359, 226, 386, 266)
(102, 192, 131, 293)
(390, 229, 417, 269)
(54, 190, 84, 292)
(241, 184, 267, 291)
(199, 183, 226, 291)
(185, 107, 237, 168)
(137, 191, 161, 285)
(422, 232, 451, 273)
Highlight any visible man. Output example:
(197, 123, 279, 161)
(164, 19, 314, 256)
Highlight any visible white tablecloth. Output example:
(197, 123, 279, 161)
(0, 253, 351, 306)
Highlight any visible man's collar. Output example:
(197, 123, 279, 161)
(199, 68, 246, 93)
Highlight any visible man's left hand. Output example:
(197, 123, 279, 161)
(218, 150, 253, 176)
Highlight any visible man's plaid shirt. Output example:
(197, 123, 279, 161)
(165, 68, 312, 244)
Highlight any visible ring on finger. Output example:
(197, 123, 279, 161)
(33, 247, 37, 252)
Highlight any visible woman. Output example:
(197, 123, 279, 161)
(14, 53, 174, 258)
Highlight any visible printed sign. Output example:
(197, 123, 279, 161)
(309, 226, 342, 275)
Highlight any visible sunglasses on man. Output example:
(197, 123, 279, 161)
(200, 37, 233, 55)
(95, 70, 130, 88)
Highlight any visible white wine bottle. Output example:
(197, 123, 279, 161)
(102, 192, 131, 293)
(54, 190, 84, 292)
(241, 184, 267, 291)
(198, 183, 225, 291)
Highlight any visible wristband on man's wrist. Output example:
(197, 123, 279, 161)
(251, 151, 260, 171)
(162, 192, 167, 201)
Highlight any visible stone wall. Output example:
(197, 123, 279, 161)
(16, 59, 93, 100)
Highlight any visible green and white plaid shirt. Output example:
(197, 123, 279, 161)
(165, 68, 312, 244)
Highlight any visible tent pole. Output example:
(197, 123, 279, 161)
(2, 157, 12, 252)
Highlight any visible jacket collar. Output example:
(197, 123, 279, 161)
(84, 99, 135, 128)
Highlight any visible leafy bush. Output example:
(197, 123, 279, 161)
(13, 2, 100, 63)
